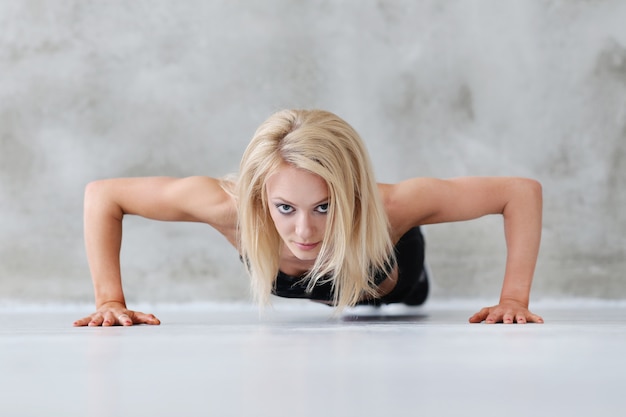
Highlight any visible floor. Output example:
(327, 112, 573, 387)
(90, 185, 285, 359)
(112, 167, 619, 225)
(1, 300, 626, 417)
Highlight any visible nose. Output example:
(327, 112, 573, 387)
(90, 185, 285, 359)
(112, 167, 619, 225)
(295, 213, 315, 241)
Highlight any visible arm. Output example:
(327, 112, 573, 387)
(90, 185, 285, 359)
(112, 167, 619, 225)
(73, 176, 236, 327)
(384, 176, 544, 324)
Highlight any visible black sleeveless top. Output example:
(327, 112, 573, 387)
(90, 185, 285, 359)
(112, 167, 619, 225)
(272, 258, 395, 301)
(240, 227, 427, 305)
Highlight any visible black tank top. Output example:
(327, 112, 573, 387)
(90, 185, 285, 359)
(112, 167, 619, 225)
(272, 258, 395, 301)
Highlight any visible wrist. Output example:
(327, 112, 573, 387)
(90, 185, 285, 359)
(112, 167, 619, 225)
(95, 298, 126, 309)
(499, 277, 532, 307)
(498, 295, 529, 308)
(94, 285, 126, 309)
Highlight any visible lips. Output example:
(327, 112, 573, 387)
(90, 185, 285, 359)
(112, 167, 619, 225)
(293, 242, 320, 251)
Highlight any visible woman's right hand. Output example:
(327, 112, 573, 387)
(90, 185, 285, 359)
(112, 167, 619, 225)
(73, 301, 161, 327)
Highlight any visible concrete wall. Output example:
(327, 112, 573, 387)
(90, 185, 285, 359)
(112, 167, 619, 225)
(1, 0, 625, 305)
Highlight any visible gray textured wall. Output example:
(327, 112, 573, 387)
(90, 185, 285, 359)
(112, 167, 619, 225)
(1, 0, 625, 305)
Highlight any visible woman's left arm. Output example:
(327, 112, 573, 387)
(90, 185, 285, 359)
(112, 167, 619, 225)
(384, 176, 544, 324)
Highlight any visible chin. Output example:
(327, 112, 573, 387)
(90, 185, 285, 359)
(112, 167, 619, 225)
(295, 252, 319, 261)
(291, 248, 320, 261)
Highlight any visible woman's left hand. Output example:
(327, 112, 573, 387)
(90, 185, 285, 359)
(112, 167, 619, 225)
(469, 300, 544, 324)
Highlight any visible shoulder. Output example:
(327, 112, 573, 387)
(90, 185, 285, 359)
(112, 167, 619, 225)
(132, 175, 238, 242)
(168, 176, 241, 246)
(86, 176, 239, 245)
(378, 179, 438, 238)
(170, 176, 238, 232)
(379, 176, 542, 236)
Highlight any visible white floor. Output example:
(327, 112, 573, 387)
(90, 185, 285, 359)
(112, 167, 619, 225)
(2, 300, 626, 417)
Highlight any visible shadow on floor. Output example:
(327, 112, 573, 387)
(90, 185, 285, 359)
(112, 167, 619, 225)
(340, 313, 429, 322)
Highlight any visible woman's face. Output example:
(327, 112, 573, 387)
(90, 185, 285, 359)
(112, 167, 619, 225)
(266, 163, 329, 261)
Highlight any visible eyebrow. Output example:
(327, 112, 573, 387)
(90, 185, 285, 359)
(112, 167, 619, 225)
(271, 197, 329, 207)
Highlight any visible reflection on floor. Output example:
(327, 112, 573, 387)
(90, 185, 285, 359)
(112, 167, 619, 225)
(1, 300, 626, 417)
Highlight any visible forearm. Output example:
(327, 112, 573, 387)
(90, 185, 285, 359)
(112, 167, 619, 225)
(499, 179, 543, 306)
(84, 181, 127, 308)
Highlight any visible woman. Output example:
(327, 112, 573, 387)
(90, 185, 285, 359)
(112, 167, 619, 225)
(74, 109, 544, 327)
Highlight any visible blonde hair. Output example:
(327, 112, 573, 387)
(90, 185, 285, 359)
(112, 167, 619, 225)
(236, 109, 394, 310)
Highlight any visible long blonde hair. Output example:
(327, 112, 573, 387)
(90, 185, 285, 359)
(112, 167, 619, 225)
(236, 109, 394, 310)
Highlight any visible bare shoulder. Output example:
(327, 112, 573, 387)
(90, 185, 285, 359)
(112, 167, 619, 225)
(163, 176, 238, 233)
(378, 179, 438, 237)
(89, 176, 238, 242)
(379, 176, 542, 236)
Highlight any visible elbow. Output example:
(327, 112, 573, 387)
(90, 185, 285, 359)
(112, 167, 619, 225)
(519, 177, 542, 196)
(84, 179, 121, 218)
(514, 177, 543, 210)
(84, 180, 106, 207)
(525, 178, 542, 203)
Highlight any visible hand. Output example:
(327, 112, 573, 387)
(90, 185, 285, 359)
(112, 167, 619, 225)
(469, 299, 544, 324)
(73, 301, 161, 327)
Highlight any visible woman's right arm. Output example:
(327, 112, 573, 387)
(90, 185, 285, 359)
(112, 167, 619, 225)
(73, 176, 237, 327)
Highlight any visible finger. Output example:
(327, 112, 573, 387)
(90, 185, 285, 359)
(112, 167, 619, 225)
(73, 316, 92, 327)
(515, 314, 527, 324)
(528, 313, 544, 323)
(88, 314, 104, 327)
(116, 313, 133, 326)
(468, 307, 490, 323)
(132, 312, 161, 325)
(102, 311, 117, 327)
(485, 310, 502, 324)
(502, 311, 514, 324)
(468, 314, 485, 323)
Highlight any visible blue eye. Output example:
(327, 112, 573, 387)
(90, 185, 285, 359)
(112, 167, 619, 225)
(276, 204, 294, 214)
(316, 203, 329, 214)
